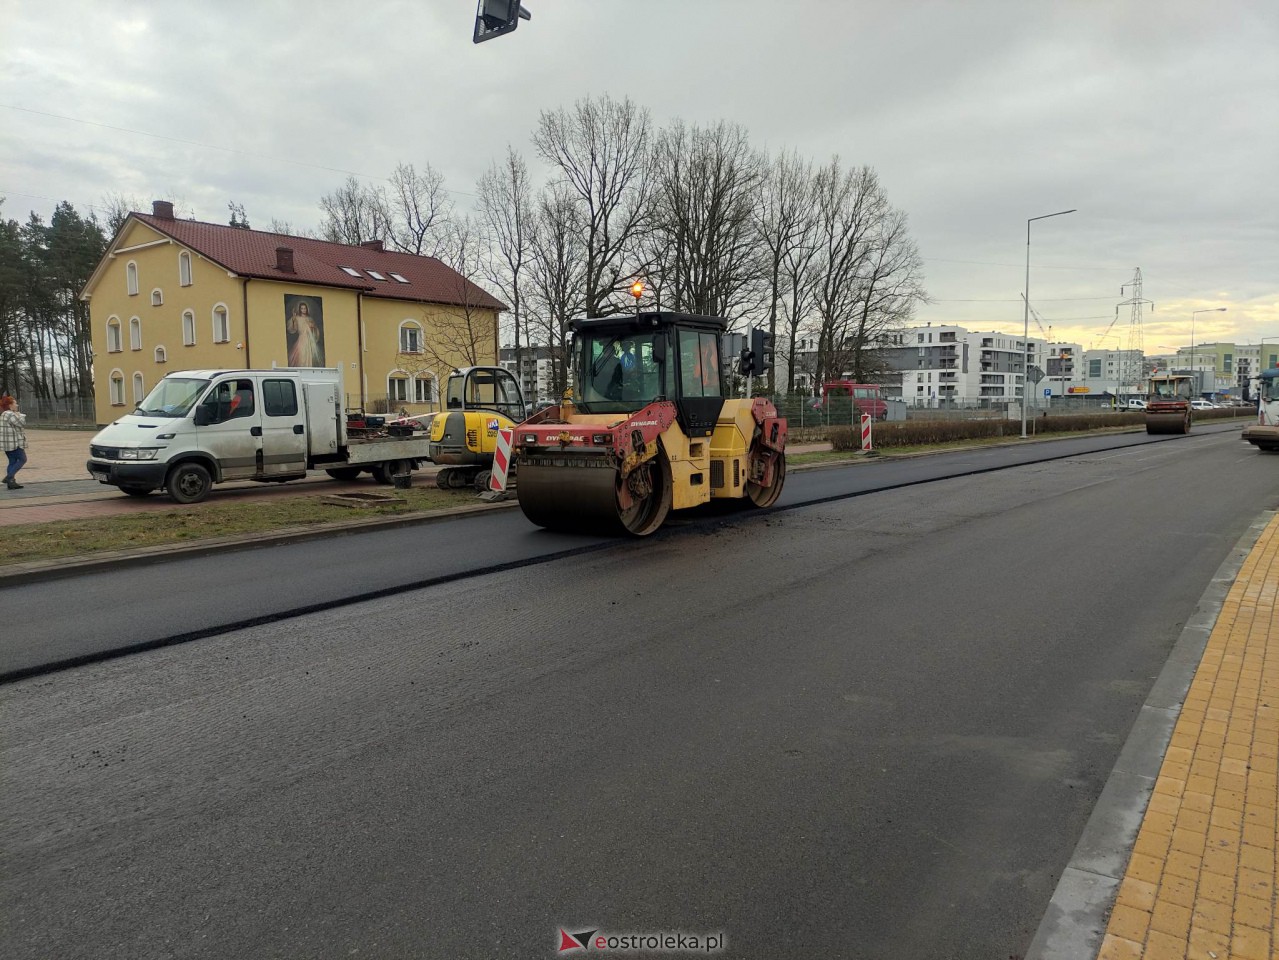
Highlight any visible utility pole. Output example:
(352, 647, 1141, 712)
(1115, 269, 1153, 400)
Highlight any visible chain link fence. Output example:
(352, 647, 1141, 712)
(20, 397, 98, 427)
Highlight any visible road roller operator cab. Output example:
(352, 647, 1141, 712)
(512, 312, 787, 536)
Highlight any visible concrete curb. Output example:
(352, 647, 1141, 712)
(1023, 510, 1274, 959)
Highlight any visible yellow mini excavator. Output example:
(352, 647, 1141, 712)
(511, 312, 787, 536)
(427, 366, 527, 490)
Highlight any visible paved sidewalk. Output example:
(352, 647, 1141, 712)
(1097, 515, 1278, 959)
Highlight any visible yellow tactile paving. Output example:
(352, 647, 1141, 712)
(1098, 514, 1279, 960)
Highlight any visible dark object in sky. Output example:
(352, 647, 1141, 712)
(473, 0, 531, 43)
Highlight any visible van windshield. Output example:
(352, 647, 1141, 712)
(135, 377, 210, 418)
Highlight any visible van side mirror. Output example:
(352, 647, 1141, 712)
(194, 405, 213, 426)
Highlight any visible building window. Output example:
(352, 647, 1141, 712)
(390, 272, 409, 283)
(179, 251, 192, 286)
(150, 288, 163, 306)
(367, 270, 387, 281)
(182, 310, 196, 346)
(340, 266, 362, 277)
(107, 317, 122, 353)
(155, 346, 167, 363)
(413, 376, 436, 404)
(212, 305, 230, 343)
(110, 371, 125, 405)
(129, 317, 142, 350)
(133, 372, 145, 404)
(126, 261, 139, 296)
(399, 322, 423, 353)
(388, 374, 409, 402)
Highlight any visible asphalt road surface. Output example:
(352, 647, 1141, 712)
(2, 424, 1276, 959)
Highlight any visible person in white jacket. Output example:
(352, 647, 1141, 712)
(1, 395, 28, 490)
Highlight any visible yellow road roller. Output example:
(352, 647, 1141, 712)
(512, 312, 787, 536)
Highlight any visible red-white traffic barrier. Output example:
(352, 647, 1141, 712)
(860, 413, 873, 452)
(490, 428, 514, 491)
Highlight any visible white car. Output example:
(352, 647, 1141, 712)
(1190, 399, 1217, 410)
(1125, 399, 1147, 409)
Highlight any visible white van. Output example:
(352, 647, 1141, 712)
(87, 367, 432, 503)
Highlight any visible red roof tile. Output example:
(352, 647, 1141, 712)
(130, 213, 506, 312)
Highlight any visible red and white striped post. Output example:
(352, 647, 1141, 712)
(489, 428, 514, 492)
(860, 413, 873, 453)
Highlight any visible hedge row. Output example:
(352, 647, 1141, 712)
(826, 412, 1149, 450)
(821, 408, 1249, 450)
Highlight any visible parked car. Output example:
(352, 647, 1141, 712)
(1190, 399, 1217, 410)
(1125, 398, 1147, 409)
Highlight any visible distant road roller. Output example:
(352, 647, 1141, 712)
(1145, 374, 1196, 435)
(512, 312, 787, 536)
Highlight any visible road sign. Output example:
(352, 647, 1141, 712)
(1043, 388, 1051, 397)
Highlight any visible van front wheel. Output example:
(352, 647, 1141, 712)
(167, 463, 213, 504)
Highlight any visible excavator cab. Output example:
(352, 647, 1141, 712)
(428, 365, 526, 489)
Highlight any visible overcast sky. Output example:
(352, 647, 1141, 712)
(3, 0, 1276, 352)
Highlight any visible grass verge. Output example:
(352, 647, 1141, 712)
(3, 485, 480, 568)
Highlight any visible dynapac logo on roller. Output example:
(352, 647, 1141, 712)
(630, 420, 659, 427)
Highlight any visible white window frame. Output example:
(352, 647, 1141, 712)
(133, 372, 145, 404)
(126, 261, 139, 296)
(387, 372, 409, 403)
(109, 370, 125, 405)
(106, 317, 122, 353)
(413, 375, 436, 404)
(182, 310, 196, 346)
(129, 316, 142, 351)
(399, 321, 423, 354)
(212, 304, 230, 343)
(150, 288, 163, 306)
(155, 345, 167, 363)
(179, 251, 192, 286)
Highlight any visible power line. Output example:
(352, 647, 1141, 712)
(930, 296, 1120, 303)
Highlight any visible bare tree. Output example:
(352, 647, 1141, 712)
(754, 149, 816, 393)
(533, 93, 652, 317)
(98, 192, 186, 233)
(846, 206, 928, 381)
(525, 184, 586, 397)
(649, 119, 765, 323)
(387, 162, 452, 256)
(809, 160, 883, 384)
(319, 176, 391, 245)
(426, 215, 499, 368)
(478, 147, 533, 374)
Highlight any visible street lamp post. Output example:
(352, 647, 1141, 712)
(1190, 307, 1227, 397)
(1021, 209, 1076, 438)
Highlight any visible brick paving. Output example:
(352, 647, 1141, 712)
(1097, 514, 1279, 960)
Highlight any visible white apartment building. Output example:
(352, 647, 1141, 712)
(893, 324, 1049, 407)
(499, 344, 559, 406)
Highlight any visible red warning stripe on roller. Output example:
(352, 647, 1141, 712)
(490, 428, 514, 491)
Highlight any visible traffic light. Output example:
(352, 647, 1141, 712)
(473, 0, 532, 43)
(737, 346, 755, 377)
(750, 328, 774, 377)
